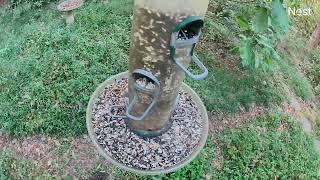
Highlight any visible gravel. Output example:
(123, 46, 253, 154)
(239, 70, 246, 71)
(91, 78, 203, 170)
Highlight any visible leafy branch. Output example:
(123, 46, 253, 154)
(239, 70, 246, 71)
(233, 0, 290, 70)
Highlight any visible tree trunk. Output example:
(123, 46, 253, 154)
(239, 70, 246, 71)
(309, 22, 320, 50)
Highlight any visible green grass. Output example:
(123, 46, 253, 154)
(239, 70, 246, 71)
(0, 0, 132, 136)
(1, 114, 318, 179)
(306, 48, 320, 96)
(0, 150, 55, 179)
(273, 36, 315, 101)
(187, 66, 285, 113)
(191, 0, 289, 113)
(0, 151, 12, 179)
(114, 114, 320, 179)
(275, 36, 320, 137)
(0, 0, 288, 137)
(0, 0, 319, 179)
(304, 47, 320, 137)
(213, 114, 320, 179)
(274, 55, 314, 100)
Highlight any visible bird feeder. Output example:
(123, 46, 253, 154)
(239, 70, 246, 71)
(87, 0, 210, 175)
(57, 0, 83, 25)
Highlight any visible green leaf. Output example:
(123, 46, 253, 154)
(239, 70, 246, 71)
(256, 35, 280, 60)
(253, 7, 269, 33)
(254, 50, 263, 68)
(235, 16, 250, 31)
(229, 47, 240, 55)
(265, 55, 273, 65)
(270, 0, 290, 34)
(239, 37, 255, 67)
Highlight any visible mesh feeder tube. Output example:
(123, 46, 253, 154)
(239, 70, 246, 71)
(125, 0, 210, 137)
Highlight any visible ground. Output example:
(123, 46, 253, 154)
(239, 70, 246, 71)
(1, 98, 319, 179)
(1, 0, 320, 179)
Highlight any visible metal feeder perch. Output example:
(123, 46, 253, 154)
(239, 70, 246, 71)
(87, 0, 210, 175)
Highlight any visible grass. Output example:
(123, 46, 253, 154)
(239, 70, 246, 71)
(187, 67, 285, 113)
(0, 151, 12, 179)
(276, 34, 320, 137)
(0, 150, 55, 179)
(274, 54, 314, 101)
(306, 48, 320, 96)
(304, 46, 320, 137)
(0, 0, 289, 137)
(193, 0, 287, 112)
(0, 0, 132, 136)
(1, 0, 320, 179)
(1, 114, 318, 179)
(213, 114, 320, 179)
(114, 114, 320, 179)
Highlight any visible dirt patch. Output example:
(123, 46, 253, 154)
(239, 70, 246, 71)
(68, 137, 103, 172)
(209, 105, 267, 169)
(209, 106, 266, 134)
(0, 131, 9, 150)
(0, 133, 110, 179)
(0, 0, 7, 6)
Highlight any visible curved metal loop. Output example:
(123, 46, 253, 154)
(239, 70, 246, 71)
(126, 94, 158, 121)
(170, 16, 208, 81)
(125, 69, 161, 121)
(173, 54, 208, 80)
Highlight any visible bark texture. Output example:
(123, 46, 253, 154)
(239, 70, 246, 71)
(309, 22, 320, 50)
